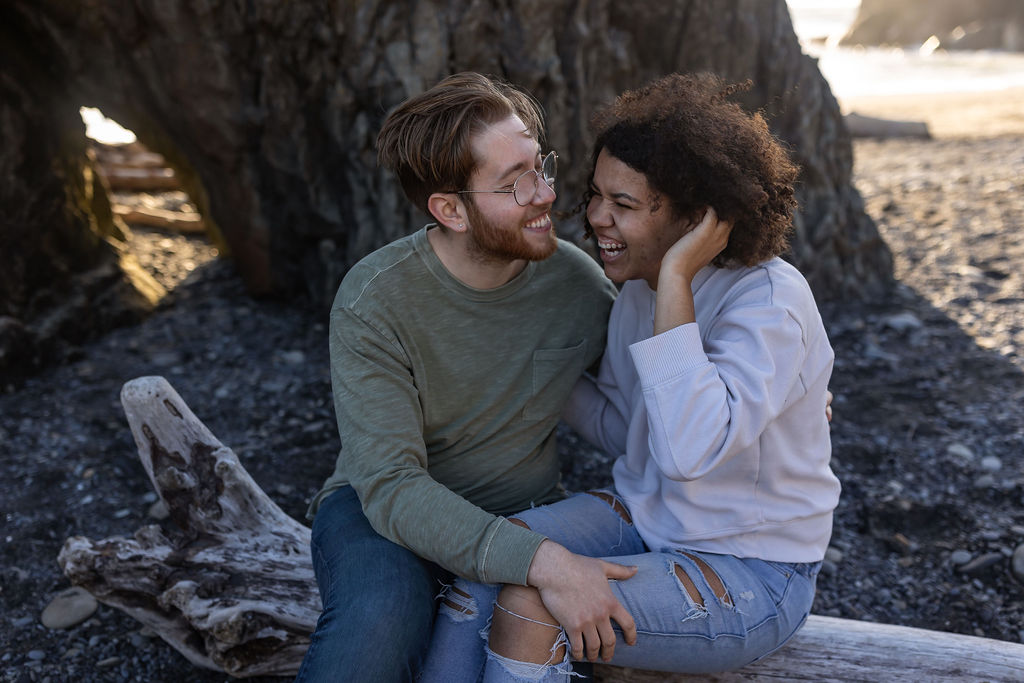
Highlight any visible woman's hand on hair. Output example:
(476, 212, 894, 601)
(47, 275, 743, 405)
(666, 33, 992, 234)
(653, 208, 732, 336)
(660, 207, 732, 285)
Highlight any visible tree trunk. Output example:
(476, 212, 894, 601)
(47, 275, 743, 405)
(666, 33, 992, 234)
(2, 0, 892, 313)
(59, 376, 1024, 680)
(0, 7, 164, 381)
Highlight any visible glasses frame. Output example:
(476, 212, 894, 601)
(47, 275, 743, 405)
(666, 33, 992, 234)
(457, 151, 557, 206)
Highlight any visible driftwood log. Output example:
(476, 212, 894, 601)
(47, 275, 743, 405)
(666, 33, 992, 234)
(59, 377, 1024, 680)
(58, 376, 319, 677)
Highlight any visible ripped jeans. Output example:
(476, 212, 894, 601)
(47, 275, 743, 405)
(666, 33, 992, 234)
(419, 489, 820, 682)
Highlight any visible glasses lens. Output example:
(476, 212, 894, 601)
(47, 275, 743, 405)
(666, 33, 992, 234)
(513, 152, 557, 205)
(542, 152, 557, 185)
(513, 170, 535, 206)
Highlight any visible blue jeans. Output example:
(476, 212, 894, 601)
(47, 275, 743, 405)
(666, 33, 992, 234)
(421, 490, 820, 682)
(294, 486, 451, 682)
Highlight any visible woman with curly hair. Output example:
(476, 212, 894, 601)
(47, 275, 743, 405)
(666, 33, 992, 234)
(421, 72, 840, 681)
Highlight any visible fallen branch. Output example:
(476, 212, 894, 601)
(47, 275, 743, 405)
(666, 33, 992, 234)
(59, 377, 1024, 680)
(98, 166, 181, 191)
(113, 205, 205, 233)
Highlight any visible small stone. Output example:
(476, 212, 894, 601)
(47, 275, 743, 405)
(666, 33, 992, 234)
(824, 546, 844, 564)
(27, 650, 45, 661)
(946, 443, 974, 460)
(955, 552, 1003, 575)
(40, 586, 98, 629)
(820, 559, 838, 576)
(950, 550, 973, 565)
(148, 499, 170, 520)
(11, 615, 34, 627)
(973, 474, 996, 489)
(61, 648, 81, 660)
(1012, 544, 1024, 583)
(280, 350, 305, 365)
(97, 656, 121, 668)
(881, 312, 923, 333)
(980, 456, 1002, 472)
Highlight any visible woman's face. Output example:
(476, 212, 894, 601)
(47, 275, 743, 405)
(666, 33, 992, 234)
(586, 148, 690, 288)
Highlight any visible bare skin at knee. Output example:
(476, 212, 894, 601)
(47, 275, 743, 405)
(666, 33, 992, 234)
(441, 586, 474, 615)
(586, 490, 633, 524)
(490, 585, 565, 664)
(678, 552, 732, 607)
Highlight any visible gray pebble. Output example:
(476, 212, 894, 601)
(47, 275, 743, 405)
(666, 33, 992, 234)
(946, 443, 974, 460)
(980, 456, 1002, 472)
(951, 549, 973, 565)
(27, 650, 45, 660)
(97, 656, 121, 668)
(881, 311, 923, 332)
(1012, 544, 1024, 583)
(147, 498, 170, 520)
(825, 546, 844, 564)
(11, 616, 34, 628)
(956, 552, 1003, 575)
(973, 474, 996, 489)
(40, 587, 97, 630)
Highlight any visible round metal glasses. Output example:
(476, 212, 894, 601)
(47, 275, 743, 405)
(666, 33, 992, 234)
(457, 151, 557, 206)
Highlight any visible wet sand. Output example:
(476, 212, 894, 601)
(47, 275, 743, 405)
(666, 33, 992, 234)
(839, 86, 1024, 138)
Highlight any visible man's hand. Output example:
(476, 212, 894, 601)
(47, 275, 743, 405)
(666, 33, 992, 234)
(527, 540, 638, 662)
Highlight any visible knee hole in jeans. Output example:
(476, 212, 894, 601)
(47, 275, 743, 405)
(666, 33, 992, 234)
(585, 490, 633, 524)
(441, 585, 476, 617)
(491, 586, 564, 664)
(679, 552, 733, 607)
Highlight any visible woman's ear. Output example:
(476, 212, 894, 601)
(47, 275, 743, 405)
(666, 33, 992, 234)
(427, 193, 468, 233)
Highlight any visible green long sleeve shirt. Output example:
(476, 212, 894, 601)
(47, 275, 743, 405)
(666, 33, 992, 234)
(309, 227, 616, 585)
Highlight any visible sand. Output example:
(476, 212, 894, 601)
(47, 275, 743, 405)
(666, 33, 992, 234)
(838, 86, 1024, 138)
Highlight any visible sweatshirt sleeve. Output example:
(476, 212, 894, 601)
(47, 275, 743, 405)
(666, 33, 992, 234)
(330, 307, 544, 585)
(628, 298, 807, 482)
(561, 371, 629, 458)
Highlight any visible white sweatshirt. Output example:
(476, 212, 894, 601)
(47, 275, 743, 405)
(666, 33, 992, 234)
(564, 258, 841, 563)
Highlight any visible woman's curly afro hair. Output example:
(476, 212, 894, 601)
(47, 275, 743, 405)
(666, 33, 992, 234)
(585, 73, 799, 267)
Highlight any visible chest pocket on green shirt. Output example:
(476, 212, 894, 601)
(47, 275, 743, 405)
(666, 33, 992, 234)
(523, 341, 587, 422)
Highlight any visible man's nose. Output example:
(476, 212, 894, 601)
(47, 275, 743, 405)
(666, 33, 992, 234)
(532, 176, 556, 204)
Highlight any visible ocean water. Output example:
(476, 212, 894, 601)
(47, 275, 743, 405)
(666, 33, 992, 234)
(786, 0, 1024, 97)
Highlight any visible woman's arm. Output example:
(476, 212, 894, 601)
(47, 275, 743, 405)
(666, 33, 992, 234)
(653, 208, 732, 335)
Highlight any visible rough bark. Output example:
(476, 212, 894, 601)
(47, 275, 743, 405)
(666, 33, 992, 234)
(0, 9, 164, 382)
(59, 376, 1024, 679)
(842, 0, 1024, 51)
(3, 0, 892, 311)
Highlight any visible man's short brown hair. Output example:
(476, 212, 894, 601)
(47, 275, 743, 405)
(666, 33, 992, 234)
(377, 72, 546, 215)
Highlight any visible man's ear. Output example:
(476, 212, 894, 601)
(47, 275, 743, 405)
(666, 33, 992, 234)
(427, 193, 468, 233)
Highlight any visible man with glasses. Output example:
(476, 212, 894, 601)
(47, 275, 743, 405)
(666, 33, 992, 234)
(295, 73, 634, 681)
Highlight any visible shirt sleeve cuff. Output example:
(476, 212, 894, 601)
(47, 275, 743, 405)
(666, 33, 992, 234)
(629, 322, 707, 387)
(481, 519, 548, 585)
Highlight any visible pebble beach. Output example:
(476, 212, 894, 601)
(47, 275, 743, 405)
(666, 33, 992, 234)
(2, 73, 1024, 682)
